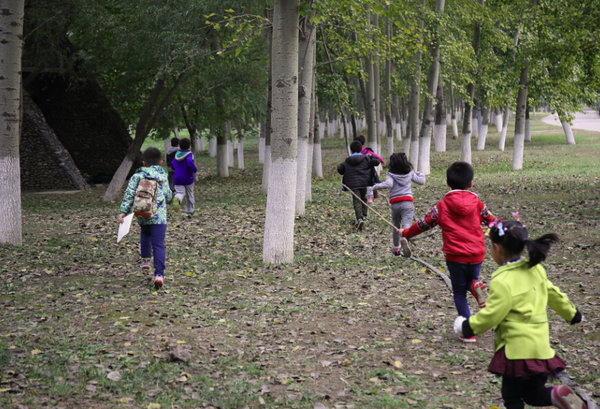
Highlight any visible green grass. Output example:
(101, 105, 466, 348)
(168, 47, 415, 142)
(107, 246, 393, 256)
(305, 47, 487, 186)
(1, 114, 599, 408)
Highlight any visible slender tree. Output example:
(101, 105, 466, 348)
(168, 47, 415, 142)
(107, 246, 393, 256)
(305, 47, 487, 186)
(263, 0, 299, 264)
(0, 0, 25, 246)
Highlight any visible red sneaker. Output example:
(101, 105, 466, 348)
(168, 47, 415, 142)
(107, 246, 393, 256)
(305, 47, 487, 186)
(154, 275, 164, 289)
(141, 258, 151, 270)
(551, 385, 587, 409)
(459, 335, 476, 343)
(470, 280, 487, 308)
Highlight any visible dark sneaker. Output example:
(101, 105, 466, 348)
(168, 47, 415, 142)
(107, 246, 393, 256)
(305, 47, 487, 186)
(392, 248, 401, 257)
(470, 280, 487, 308)
(551, 385, 587, 409)
(399, 237, 411, 257)
(141, 258, 151, 270)
(356, 218, 365, 231)
(459, 335, 476, 343)
(154, 275, 164, 289)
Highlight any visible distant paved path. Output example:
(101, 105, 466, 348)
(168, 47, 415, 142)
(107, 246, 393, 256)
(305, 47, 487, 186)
(541, 107, 600, 132)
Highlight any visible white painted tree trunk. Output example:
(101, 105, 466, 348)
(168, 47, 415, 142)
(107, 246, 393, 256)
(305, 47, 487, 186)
(495, 107, 503, 132)
(525, 117, 531, 142)
(477, 107, 490, 150)
(386, 136, 393, 159)
(217, 143, 229, 177)
(237, 136, 245, 169)
(395, 122, 402, 142)
(195, 131, 204, 151)
(312, 141, 322, 177)
(562, 121, 576, 145)
(261, 145, 271, 194)
(258, 135, 265, 163)
(499, 108, 510, 151)
(208, 136, 217, 157)
(452, 118, 458, 139)
(163, 139, 170, 153)
(434, 124, 446, 152)
(173, 127, 179, 138)
(295, 19, 315, 216)
(0, 156, 22, 245)
(263, 0, 299, 264)
(471, 109, 479, 139)
(512, 64, 529, 170)
(418, 135, 431, 175)
(461, 133, 472, 163)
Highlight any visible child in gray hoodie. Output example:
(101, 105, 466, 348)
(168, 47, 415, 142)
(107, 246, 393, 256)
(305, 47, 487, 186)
(373, 153, 425, 256)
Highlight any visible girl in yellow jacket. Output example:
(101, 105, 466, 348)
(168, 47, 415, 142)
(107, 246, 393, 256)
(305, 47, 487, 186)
(454, 219, 586, 409)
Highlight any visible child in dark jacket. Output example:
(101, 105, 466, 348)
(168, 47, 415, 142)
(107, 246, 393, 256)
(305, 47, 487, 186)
(399, 161, 496, 342)
(337, 140, 381, 230)
(171, 138, 197, 216)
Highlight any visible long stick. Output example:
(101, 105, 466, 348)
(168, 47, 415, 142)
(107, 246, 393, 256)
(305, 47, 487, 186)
(342, 183, 398, 231)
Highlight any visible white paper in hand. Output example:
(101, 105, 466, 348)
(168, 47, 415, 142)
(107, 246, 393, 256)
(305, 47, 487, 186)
(117, 213, 134, 243)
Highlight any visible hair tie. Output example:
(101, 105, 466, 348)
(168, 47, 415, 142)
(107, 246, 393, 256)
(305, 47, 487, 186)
(488, 218, 506, 236)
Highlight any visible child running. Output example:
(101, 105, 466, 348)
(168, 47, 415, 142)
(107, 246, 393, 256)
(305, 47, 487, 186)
(399, 161, 495, 341)
(337, 140, 381, 230)
(165, 137, 180, 194)
(454, 219, 586, 409)
(372, 152, 425, 256)
(356, 135, 384, 203)
(171, 137, 198, 216)
(118, 147, 172, 289)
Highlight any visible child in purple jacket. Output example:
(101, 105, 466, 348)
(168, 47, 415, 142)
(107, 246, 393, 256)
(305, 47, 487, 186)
(171, 138, 197, 215)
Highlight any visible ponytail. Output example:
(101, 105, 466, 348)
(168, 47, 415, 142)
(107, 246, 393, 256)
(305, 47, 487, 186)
(525, 233, 559, 268)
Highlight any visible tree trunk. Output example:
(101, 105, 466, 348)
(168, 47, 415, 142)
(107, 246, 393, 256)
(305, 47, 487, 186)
(524, 103, 531, 142)
(449, 79, 458, 139)
(312, 95, 323, 177)
(263, 0, 299, 264)
(512, 63, 529, 170)
(434, 73, 447, 152)
(237, 131, 245, 170)
(557, 111, 576, 145)
(418, 0, 444, 174)
(499, 107, 510, 151)
(104, 71, 186, 201)
(295, 16, 315, 216)
(408, 0, 426, 162)
(262, 21, 273, 193)
(494, 106, 503, 132)
(0, 0, 24, 245)
(259, 123, 265, 164)
(477, 106, 490, 150)
(460, 0, 484, 163)
(208, 136, 217, 157)
(305, 59, 317, 203)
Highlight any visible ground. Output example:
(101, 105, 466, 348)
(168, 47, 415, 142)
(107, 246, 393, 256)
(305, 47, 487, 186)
(1, 114, 599, 409)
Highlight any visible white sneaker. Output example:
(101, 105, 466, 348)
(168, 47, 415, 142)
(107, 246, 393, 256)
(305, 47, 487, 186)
(399, 237, 411, 258)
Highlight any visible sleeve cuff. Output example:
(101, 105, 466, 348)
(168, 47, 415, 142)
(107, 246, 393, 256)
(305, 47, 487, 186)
(570, 310, 582, 325)
(462, 319, 475, 338)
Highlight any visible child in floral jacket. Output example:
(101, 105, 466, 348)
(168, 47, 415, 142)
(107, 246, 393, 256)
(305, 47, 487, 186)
(118, 147, 172, 289)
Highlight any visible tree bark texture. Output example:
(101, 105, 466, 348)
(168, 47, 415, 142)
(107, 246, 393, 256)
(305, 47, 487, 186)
(512, 63, 529, 170)
(295, 17, 315, 216)
(263, 0, 299, 264)
(0, 0, 24, 245)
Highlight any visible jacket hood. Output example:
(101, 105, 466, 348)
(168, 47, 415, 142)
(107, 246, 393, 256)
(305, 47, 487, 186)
(443, 190, 480, 216)
(175, 150, 192, 161)
(345, 154, 366, 166)
(137, 165, 168, 183)
(388, 172, 414, 185)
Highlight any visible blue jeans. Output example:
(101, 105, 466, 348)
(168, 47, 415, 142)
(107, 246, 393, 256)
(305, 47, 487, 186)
(140, 224, 167, 276)
(446, 261, 482, 317)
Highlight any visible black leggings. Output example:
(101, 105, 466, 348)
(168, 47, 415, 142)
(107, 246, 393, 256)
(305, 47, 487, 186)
(501, 374, 553, 409)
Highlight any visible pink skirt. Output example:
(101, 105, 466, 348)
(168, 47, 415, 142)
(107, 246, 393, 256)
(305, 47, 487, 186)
(488, 347, 566, 377)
